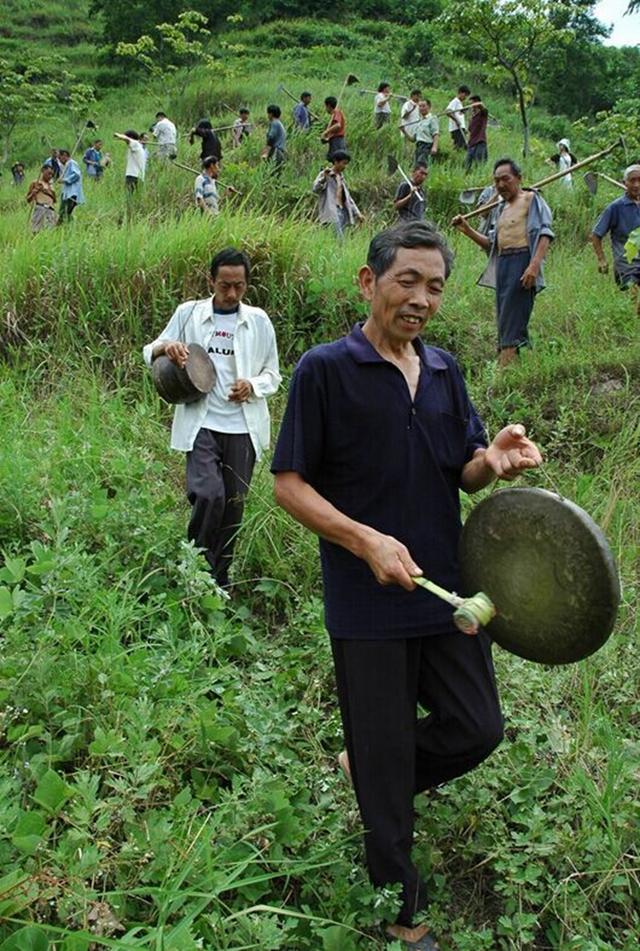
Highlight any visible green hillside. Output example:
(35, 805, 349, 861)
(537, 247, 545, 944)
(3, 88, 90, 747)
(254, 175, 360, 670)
(0, 0, 101, 81)
(0, 10, 638, 951)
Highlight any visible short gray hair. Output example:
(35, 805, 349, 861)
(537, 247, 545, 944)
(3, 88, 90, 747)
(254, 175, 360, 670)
(623, 164, 640, 182)
(367, 222, 454, 279)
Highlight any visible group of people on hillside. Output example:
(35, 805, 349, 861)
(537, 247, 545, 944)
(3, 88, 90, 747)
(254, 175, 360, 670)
(13, 80, 640, 340)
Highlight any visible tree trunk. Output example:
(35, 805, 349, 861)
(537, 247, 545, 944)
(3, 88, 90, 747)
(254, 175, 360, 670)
(511, 69, 529, 157)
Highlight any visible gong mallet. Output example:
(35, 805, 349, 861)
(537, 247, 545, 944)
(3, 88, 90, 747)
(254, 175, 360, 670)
(387, 155, 425, 203)
(457, 136, 627, 223)
(170, 158, 243, 196)
(412, 576, 496, 635)
(276, 82, 322, 122)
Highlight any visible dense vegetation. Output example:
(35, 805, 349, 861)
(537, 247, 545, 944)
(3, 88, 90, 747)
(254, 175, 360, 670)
(1, 6, 639, 951)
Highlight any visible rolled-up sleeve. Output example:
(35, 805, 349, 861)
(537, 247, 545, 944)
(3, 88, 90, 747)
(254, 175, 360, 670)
(142, 303, 189, 367)
(247, 318, 281, 399)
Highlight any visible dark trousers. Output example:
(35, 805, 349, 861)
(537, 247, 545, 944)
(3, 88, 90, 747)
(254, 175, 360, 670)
(59, 197, 77, 222)
(414, 141, 433, 167)
(331, 630, 503, 927)
(125, 175, 140, 193)
(465, 141, 488, 171)
(496, 249, 536, 349)
(327, 136, 346, 161)
(186, 428, 256, 586)
(451, 128, 467, 150)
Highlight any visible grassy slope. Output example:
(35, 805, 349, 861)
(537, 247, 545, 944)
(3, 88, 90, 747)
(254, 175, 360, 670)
(0, 0, 102, 82)
(0, 29, 639, 951)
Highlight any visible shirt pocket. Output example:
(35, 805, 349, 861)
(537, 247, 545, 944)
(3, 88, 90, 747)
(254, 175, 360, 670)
(433, 411, 469, 471)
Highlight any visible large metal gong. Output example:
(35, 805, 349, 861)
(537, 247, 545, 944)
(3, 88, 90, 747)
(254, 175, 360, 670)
(459, 487, 620, 665)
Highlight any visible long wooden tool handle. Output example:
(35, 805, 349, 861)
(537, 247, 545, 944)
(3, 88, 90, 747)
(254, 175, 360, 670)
(280, 83, 322, 122)
(171, 160, 241, 194)
(459, 138, 624, 222)
(395, 162, 425, 203)
(598, 172, 625, 189)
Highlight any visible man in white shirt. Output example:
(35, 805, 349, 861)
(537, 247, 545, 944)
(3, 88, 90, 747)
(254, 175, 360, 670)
(446, 84, 470, 151)
(151, 111, 177, 159)
(399, 89, 421, 143)
(143, 248, 281, 587)
(374, 82, 392, 129)
(114, 130, 146, 191)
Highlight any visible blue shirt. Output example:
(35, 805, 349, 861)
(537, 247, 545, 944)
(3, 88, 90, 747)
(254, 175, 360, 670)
(293, 102, 311, 131)
(592, 194, 640, 281)
(266, 119, 287, 153)
(60, 159, 85, 204)
(83, 147, 103, 177)
(271, 323, 487, 639)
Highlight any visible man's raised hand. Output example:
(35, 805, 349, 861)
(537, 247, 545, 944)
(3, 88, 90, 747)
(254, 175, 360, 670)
(485, 424, 542, 481)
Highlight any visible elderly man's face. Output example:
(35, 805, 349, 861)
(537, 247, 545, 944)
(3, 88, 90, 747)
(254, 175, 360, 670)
(625, 169, 640, 200)
(359, 246, 446, 347)
(494, 164, 522, 202)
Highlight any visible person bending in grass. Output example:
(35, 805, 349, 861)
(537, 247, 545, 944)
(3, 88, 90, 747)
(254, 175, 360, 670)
(143, 248, 281, 588)
(452, 157, 554, 367)
(272, 221, 542, 950)
(591, 163, 640, 315)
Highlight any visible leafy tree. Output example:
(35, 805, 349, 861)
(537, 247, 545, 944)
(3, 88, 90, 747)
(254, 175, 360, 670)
(0, 58, 60, 164)
(443, 0, 566, 156)
(115, 11, 218, 94)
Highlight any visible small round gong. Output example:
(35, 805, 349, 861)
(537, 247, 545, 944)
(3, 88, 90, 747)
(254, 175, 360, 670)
(459, 487, 620, 665)
(152, 343, 215, 405)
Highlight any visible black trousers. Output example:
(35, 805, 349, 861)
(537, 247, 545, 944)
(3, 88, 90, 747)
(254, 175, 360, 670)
(59, 197, 77, 222)
(331, 630, 503, 927)
(185, 428, 255, 586)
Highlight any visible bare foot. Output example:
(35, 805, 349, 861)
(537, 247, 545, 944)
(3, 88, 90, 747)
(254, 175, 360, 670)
(386, 922, 439, 947)
(338, 749, 352, 782)
(497, 346, 518, 367)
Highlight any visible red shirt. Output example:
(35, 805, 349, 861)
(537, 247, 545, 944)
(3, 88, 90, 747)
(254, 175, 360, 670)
(329, 108, 346, 139)
(468, 108, 488, 147)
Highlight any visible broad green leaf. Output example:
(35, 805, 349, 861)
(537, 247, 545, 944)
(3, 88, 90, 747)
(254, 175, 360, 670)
(0, 926, 49, 951)
(0, 587, 13, 619)
(32, 769, 69, 814)
(11, 811, 47, 855)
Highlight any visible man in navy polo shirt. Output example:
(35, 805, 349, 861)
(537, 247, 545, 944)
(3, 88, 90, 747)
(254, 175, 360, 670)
(591, 163, 640, 314)
(272, 221, 542, 950)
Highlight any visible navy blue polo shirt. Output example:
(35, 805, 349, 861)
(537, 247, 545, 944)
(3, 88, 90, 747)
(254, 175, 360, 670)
(271, 323, 488, 640)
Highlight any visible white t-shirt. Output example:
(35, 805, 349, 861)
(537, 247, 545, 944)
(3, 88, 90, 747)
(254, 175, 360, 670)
(126, 140, 146, 180)
(374, 92, 391, 115)
(153, 117, 177, 146)
(447, 97, 466, 133)
(400, 99, 420, 139)
(202, 309, 248, 433)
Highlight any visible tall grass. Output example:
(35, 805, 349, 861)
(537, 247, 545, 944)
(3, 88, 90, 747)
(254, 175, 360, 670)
(0, 30, 638, 951)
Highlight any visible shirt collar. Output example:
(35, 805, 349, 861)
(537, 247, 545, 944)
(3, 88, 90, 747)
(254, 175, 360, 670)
(346, 322, 448, 370)
(203, 297, 247, 324)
